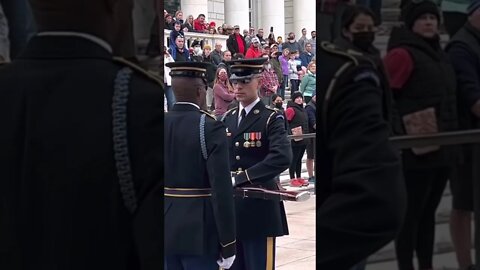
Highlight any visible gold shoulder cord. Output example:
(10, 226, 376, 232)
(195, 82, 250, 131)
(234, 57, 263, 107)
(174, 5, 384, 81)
(320, 41, 359, 66)
(113, 57, 164, 87)
(200, 109, 216, 120)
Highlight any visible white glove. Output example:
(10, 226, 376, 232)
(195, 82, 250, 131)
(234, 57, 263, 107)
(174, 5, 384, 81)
(217, 255, 236, 269)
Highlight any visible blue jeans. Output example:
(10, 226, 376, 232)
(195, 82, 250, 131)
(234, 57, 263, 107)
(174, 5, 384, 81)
(165, 85, 176, 111)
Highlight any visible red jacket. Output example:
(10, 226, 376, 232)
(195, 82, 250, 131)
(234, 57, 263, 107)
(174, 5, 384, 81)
(245, 45, 262, 59)
(193, 19, 207, 32)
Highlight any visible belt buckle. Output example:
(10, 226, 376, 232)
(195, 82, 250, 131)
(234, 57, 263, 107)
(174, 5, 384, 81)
(243, 189, 248, 198)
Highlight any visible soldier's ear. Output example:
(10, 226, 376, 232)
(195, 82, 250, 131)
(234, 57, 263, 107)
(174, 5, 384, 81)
(256, 76, 264, 87)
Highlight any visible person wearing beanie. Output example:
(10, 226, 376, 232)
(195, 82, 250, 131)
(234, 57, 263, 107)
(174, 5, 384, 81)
(384, 1, 459, 270)
(285, 91, 309, 187)
(446, 2, 480, 269)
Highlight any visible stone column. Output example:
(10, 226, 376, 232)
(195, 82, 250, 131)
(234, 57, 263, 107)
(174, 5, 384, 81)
(293, 0, 316, 39)
(224, 0, 249, 32)
(181, 0, 209, 21)
(261, 0, 285, 41)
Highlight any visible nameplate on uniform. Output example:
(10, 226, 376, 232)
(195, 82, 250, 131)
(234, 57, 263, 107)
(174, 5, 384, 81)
(243, 132, 262, 148)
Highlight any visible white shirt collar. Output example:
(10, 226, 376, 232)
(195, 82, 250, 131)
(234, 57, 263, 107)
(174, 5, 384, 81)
(175, 102, 200, 110)
(238, 97, 261, 116)
(36, 31, 113, 54)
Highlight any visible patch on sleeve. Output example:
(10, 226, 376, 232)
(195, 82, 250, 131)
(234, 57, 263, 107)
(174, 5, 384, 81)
(353, 71, 380, 87)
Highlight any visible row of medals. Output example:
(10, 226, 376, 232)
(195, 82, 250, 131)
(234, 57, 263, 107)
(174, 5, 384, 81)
(243, 132, 262, 148)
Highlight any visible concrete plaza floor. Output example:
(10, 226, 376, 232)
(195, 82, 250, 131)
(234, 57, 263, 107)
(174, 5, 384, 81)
(275, 195, 316, 269)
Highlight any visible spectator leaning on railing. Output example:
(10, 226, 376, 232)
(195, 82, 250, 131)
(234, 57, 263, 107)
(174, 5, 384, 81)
(193, 14, 208, 33)
(183, 14, 194, 32)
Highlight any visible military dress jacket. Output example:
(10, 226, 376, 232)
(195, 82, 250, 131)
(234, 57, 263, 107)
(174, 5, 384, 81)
(0, 35, 164, 270)
(316, 42, 407, 269)
(164, 103, 236, 258)
(221, 100, 292, 238)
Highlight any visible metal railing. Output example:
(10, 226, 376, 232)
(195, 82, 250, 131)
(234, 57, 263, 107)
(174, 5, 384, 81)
(287, 129, 480, 149)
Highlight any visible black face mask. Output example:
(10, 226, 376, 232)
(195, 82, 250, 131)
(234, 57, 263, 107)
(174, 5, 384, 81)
(352, 31, 375, 51)
(275, 102, 283, 109)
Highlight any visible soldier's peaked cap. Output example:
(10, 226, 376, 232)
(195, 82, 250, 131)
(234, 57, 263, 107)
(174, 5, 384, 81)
(225, 58, 267, 80)
(165, 61, 214, 82)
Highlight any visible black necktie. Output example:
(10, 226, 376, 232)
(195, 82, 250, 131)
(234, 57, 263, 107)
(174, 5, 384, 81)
(238, 109, 246, 127)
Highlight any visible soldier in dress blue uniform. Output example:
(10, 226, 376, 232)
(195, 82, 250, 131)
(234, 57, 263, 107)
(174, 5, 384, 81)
(221, 58, 292, 270)
(0, 0, 164, 269)
(164, 61, 237, 270)
(317, 41, 407, 269)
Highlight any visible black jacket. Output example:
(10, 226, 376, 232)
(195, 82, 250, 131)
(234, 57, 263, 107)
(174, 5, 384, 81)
(0, 35, 164, 270)
(164, 104, 236, 258)
(388, 26, 458, 169)
(446, 22, 480, 131)
(227, 34, 247, 55)
(317, 42, 406, 269)
(221, 101, 291, 238)
(286, 101, 309, 146)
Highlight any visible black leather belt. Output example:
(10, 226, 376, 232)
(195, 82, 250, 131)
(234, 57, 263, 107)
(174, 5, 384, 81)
(164, 187, 212, 198)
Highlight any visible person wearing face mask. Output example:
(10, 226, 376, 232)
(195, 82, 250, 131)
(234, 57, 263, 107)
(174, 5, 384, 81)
(270, 93, 289, 132)
(335, 5, 381, 66)
(384, 1, 459, 270)
(191, 40, 204, 62)
(214, 65, 236, 118)
(335, 5, 395, 142)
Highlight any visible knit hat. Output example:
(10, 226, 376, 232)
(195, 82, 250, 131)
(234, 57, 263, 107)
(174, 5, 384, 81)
(291, 91, 303, 101)
(402, 0, 440, 29)
(468, 0, 480, 15)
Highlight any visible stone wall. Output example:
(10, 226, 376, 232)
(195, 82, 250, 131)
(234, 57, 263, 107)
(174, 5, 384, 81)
(208, 0, 225, 26)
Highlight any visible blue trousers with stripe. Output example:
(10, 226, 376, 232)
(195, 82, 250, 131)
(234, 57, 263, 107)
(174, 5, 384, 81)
(230, 237, 276, 270)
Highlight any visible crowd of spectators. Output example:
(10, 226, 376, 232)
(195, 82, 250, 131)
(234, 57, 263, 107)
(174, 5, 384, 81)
(163, 9, 318, 186)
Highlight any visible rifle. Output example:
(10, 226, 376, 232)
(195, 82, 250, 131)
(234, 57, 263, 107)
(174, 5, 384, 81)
(234, 187, 310, 202)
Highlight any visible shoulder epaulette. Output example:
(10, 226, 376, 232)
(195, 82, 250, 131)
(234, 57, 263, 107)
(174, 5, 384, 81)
(266, 110, 280, 126)
(199, 109, 216, 120)
(226, 107, 237, 116)
(320, 41, 360, 66)
(220, 107, 237, 122)
(265, 106, 277, 112)
(113, 57, 164, 87)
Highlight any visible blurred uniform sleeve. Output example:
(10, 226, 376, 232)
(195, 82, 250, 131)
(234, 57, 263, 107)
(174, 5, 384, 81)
(317, 67, 407, 269)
